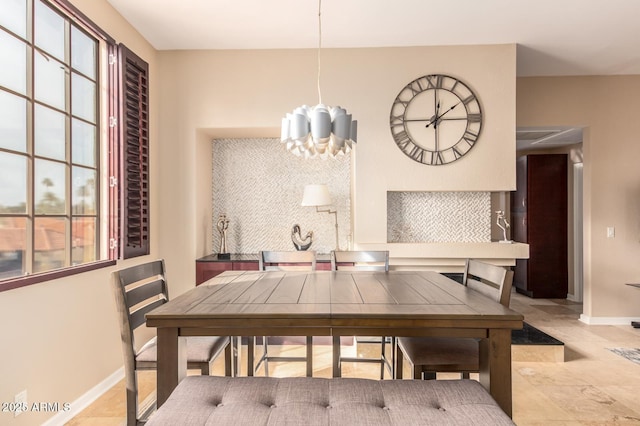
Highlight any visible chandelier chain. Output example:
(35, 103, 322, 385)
(317, 0, 322, 105)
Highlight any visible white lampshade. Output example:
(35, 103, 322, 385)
(301, 184, 332, 207)
(310, 105, 331, 140)
(281, 104, 357, 158)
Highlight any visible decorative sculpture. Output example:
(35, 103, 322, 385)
(496, 210, 512, 243)
(217, 214, 230, 259)
(291, 224, 313, 251)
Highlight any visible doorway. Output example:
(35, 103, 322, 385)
(515, 126, 584, 303)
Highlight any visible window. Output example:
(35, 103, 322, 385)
(0, 0, 148, 290)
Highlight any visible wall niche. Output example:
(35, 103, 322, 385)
(387, 191, 491, 243)
(212, 138, 351, 254)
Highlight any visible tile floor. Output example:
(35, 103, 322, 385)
(66, 291, 640, 425)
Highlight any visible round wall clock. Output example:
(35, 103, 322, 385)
(390, 74, 483, 165)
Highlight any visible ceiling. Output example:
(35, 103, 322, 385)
(106, 0, 640, 77)
(516, 127, 583, 151)
(106, 0, 639, 149)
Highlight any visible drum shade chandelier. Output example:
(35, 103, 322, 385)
(281, 0, 357, 159)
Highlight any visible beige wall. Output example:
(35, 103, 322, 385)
(157, 44, 517, 296)
(517, 76, 640, 320)
(0, 1, 159, 425)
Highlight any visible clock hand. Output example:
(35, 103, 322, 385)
(427, 100, 440, 128)
(404, 101, 464, 126)
(433, 99, 440, 152)
(426, 101, 461, 128)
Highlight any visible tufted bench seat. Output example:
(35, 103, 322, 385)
(146, 376, 515, 425)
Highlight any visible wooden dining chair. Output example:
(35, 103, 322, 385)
(395, 259, 514, 380)
(331, 250, 392, 379)
(253, 250, 316, 377)
(111, 260, 232, 426)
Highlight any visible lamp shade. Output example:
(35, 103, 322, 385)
(301, 184, 332, 207)
(281, 104, 357, 158)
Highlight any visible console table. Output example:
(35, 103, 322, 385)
(195, 253, 332, 285)
(626, 283, 640, 328)
(196, 244, 530, 285)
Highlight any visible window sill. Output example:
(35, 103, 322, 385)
(0, 259, 117, 293)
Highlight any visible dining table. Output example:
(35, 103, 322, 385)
(146, 269, 523, 417)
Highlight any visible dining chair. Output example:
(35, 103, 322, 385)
(253, 250, 317, 377)
(331, 250, 392, 379)
(395, 259, 514, 380)
(111, 260, 232, 426)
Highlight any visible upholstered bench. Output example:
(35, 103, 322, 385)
(146, 376, 515, 425)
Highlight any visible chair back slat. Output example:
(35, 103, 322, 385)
(331, 250, 389, 272)
(463, 259, 513, 307)
(118, 260, 165, 288)
(130, 298, 165, 330)
(259, 250, 317, 271)
(126, 278, 166, 308)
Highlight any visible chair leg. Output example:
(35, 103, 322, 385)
(423, 371, 437, 380)
(389, 337, 396, 379)
(263, 336, 269, 377)
(413, 365, 421, 380)
(394, 340, 404, 379)
(232, 336, 240, 377)
(306, 336, 313, 377)
(224, 339, 232, 376)
(380, 338, 386, 380)
(462, 372, 470, 379)
(247, 336, 255, 377)
(200, 361, 210, 376)
(126, 380, 137, 426)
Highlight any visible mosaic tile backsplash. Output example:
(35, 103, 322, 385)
(387, 191, 491, 243)
(212, 138, 351, 254)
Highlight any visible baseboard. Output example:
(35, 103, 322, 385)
(579, 314, 640, 325)
(41, 367, 124, 426)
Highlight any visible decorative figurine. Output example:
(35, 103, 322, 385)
(217, 214, 231, 259)
(496, 210, 512, 243)
(291, 224, 313, 251)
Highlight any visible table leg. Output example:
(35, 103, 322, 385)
(156, 327, 186, 407)
(479, 328, 512, 417)
(332, 336, 341, 377)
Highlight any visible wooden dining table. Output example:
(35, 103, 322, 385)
(146, 270, 523, 416)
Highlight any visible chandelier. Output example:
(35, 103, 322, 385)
(280, 0, 357, 159)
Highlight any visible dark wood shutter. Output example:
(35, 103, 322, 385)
(118, 44, 150, 259)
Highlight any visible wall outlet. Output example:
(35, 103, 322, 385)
(15, 390, 27, 417)
(607, 227, 615, 238)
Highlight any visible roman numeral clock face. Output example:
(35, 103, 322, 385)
(390, 74, 483, 165)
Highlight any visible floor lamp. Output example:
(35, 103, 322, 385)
(301, 184, 340, 250)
